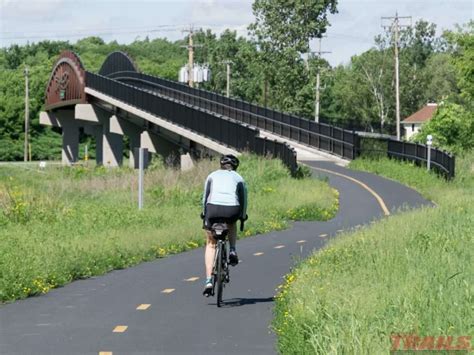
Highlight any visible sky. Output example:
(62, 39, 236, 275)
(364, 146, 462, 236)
(0, 0, 472, 66)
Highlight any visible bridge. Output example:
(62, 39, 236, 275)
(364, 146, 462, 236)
(40, 51, 359, 172)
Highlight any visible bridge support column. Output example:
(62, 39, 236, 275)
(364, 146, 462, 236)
(75, 104, 124, 167)
(140, 131, 181, 166)
(62, 119, 79, 166)
(180, 153, 195, 171)
(40, 110, 79, 166)
(101, 116, 123, 167)
(52, 110, 79, 166)
(83, 125, 103, 165)
(109, 115, 142, 168)
(128, 129, 142, 169)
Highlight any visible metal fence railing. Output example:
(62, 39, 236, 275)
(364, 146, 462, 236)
(387, 140, 455, 179)
(107, 71, 360, 160)
(103, 71, 455, 179)
(86, 72, 298, 175)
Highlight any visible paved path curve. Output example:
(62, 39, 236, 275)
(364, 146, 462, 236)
(0, 161, 431, 355)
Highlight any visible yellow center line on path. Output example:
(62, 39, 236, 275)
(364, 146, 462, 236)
(161, 288, 175, 294)
(274, 245, 285, 249)
(99, 352, 113, 355)
(184, 277, 200, 282)
(113, 326, 128, 333)
(309, 166, 390, 216)
(296, 240, 306, 243)
(253, 252, 264, 256)
(136, 304, 150, 310)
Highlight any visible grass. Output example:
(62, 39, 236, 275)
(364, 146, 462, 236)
(273, 152, 473, 354)
(0, 154, 338, 303)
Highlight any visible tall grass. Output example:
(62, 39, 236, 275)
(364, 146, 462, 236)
(0, 154, 338, 303)
(273, 153, 473, 354)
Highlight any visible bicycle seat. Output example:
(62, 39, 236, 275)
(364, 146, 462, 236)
(211, 222, 229, 240)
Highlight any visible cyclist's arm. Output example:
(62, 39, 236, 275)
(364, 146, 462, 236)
(237, 180, 248, 219)
(202, 176, 212, 216)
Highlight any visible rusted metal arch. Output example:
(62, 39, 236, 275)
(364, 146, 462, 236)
(45, 50, 86, 110)
(98, 51, 139, 77)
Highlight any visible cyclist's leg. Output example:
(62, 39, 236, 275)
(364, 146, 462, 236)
(205, 230, 216, 279)
(228, 222, 239, 266)
(228, 222, 237, 250)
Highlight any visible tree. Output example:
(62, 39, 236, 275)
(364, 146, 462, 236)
(413, 102, 473, 152)
(443, 21, 474, 103)
(249, 0, 337, 53)
(249, 0, 338, 114)
(421, 53, 458, 102)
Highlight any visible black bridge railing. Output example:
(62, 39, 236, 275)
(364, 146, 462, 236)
(102, 70, 455, 179)
(387, 140, 455, 179)
(86, 72, 297, 174)
(108, 71, 360, 160)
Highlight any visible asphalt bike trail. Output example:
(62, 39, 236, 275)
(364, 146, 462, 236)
(0, 161, 431, 355)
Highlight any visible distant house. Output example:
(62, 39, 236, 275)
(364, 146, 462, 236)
(402, 103, 438, 140)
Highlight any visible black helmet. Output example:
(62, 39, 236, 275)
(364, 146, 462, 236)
(220, 154, 239, 170)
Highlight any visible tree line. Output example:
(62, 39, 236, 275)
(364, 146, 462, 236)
(0, 0, 472, 160)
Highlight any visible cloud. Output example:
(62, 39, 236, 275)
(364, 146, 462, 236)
(0, 0, 67, 21)
(190, 0, 254, 30)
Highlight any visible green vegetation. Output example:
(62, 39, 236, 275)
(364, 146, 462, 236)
(1, 10, 471, 160)
(273, 153, 473, 354)
(0, 154, 338, 303)
(412, 22, 474, 153)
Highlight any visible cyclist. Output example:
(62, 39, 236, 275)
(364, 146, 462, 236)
(201, 154, 248, 296)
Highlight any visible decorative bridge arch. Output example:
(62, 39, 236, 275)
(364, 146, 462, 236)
(45, 51, 86, 110)
(98, 51, 139, 77)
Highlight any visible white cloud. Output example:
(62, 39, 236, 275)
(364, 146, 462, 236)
(190, 0, 254, 31)
(1, 0, 66, 20)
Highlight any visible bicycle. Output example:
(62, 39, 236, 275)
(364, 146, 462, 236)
(210, 222, 231, 308)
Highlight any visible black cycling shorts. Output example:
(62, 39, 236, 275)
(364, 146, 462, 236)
(204, 203, 240, 230)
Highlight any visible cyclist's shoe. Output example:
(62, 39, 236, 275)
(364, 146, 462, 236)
(229, 251, 239, 266)
(202, 281, 213, 297)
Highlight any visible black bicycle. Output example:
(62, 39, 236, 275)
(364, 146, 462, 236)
(210, 222, 231, 307)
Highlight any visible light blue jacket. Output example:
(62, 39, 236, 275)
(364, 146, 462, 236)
(202, 169, 247, 216)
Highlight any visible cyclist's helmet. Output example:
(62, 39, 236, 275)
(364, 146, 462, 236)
(220, 154, 239, 170)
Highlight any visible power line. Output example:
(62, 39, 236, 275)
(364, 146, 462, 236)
(0, 24, 182, 35)
(0, 27, 184, 41)
(0, 23, 239, 41)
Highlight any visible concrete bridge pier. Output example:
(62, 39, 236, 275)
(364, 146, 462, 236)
(140, 130, 182, 167)
(109, 115, 142, 168)
(40, 110, 79, 166)
(82, 125, 102, 165)
(76, 104, 124, 167)
(61, 114, 79, 166)
(100, 116, 123, 167)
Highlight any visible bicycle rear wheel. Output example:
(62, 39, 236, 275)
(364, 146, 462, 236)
(216, 242, 224, 307)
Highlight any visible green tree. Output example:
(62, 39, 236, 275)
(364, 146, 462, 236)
(413, 102, 473, 152)
(249, 0, 338, 114)
(249, 0, 338, 53)
(443, 21, 474, 103)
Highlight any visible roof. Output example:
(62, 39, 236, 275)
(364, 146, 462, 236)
(402, 103, 438, 124)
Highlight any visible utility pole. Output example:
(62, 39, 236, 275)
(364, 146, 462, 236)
(182, 26, 202, 88)
(24, 66, 29, 162)
(221, 60, 233, 97)
(308, 37, 331, 123)
(382, 12, 411, 140)
(226, 62, 231, 97)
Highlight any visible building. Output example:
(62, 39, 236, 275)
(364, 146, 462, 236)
(402, 103, 438, 140)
